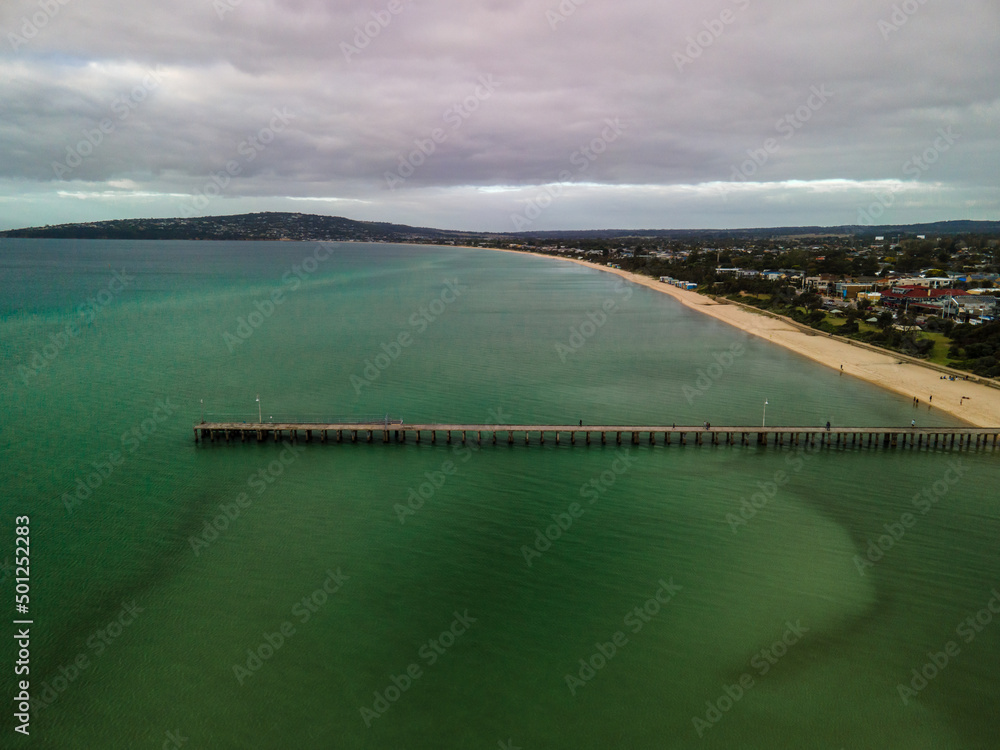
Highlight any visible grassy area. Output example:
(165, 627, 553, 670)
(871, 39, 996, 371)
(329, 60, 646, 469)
(822, 312, 846, 327)
(733, 296, 964, 368)
(820, 313, 879, 334)
(736, 292, 772, 303)
(918, 331, 954, 367)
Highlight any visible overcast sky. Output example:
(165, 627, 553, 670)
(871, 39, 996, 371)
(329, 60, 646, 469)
(1, 0, 997, 232)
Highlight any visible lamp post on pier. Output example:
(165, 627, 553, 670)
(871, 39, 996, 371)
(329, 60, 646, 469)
(256, 395, 262, 424)
(763, 399, 768, 428)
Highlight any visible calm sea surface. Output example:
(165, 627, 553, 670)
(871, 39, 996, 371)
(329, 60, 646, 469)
(1, 240, 998, 748)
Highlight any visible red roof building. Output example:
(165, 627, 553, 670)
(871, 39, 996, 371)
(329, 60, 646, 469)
(881, 286, 969, 312)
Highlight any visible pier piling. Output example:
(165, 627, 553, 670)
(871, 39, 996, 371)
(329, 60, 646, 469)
(192, 422, 999, 456)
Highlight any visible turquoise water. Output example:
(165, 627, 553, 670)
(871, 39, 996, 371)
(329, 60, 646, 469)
(1, 240, 998, 748)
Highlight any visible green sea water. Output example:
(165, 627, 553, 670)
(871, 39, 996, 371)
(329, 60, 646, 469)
(1, 239, 998, 749)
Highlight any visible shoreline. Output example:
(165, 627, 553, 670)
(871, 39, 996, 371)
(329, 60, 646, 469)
(478, 247, 1000, 428)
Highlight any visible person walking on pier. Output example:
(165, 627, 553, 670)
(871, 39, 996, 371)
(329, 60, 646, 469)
(826, 421, 831, 431)
(911, 419, 916, 428)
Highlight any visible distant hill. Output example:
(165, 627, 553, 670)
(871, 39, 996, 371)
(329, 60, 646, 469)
(0, 212, 475, 242)
(1, 212, 998, 242)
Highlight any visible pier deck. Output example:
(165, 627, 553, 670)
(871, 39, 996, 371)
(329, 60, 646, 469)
(194, 422, 1000, 451)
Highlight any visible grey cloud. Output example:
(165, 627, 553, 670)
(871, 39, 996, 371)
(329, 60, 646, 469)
(1, 0, 997, 230)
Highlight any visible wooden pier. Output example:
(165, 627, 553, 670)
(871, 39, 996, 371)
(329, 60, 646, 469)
(194, 422, 1000, 452)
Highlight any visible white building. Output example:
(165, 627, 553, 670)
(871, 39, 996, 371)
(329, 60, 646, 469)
(941, 295, 997, 320)
(895, 277, 952, 289)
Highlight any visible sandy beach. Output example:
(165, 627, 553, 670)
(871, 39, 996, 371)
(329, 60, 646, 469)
(481, 248, 1000, 428)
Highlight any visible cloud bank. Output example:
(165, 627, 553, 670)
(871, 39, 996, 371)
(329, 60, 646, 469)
(1, 0, 998, 230)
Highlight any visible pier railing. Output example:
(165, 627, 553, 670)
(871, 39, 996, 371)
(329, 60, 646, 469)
(193, 422, 1000, 453)
(202, 413, 403, 426)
